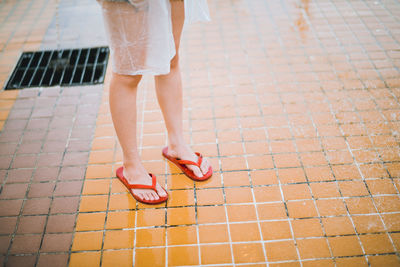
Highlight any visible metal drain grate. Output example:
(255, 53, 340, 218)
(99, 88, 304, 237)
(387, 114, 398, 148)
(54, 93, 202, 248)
(5, 47, 109, 90)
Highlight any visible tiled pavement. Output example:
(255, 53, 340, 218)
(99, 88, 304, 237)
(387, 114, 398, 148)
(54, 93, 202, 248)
(0, 0, 400, 266)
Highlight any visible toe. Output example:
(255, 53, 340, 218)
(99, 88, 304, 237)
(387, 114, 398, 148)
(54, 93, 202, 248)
(138, 192, 146, 201)
(190, 165, 203, 178)
(156, 184, 167, 197)
(147, 192, 154, 201)
(152, 191, 159, 200)
(200, 158, 209, 174)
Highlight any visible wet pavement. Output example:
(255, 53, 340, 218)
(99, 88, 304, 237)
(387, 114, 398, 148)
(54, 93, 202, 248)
(0, 0, 400, 266)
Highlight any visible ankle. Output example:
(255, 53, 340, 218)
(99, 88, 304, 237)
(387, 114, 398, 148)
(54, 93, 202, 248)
(168, 136, 186, 149)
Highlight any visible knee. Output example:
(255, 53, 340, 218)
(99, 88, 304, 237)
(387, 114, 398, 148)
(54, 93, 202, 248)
(111, 72, 142, 88)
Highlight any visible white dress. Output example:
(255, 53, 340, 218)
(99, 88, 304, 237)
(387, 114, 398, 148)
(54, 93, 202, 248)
(98, 0, 210, 76)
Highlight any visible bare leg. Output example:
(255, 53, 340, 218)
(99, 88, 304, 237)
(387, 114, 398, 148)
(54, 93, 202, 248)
(155, 1, 210, 177)
(109, 73, 166, 201)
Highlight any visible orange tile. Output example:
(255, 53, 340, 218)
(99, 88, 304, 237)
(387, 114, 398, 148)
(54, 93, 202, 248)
(136, 228, 165, 247)
(94, 125, 115, 138)
(315, 199, 347, 216)
(102, 250, 132, 267)
(72, 231, 103, 251)
(195, 171, 222, 188)
(250, 170, 278, 185)
(391, 232, 400, 251)
(247, 155, 274, 169)
(217, 130, 242, 143)
(103, 229, 134, 249)
(137, 209, 165, 227)
(110, 179, 129, 193)
(167, 174, 194, 189)
(227, 205, 257, 222)
(352, 215, 385, 234)
(366, 179, 398, 195)
(265, 240, 298, 262)
(373, 195, 400, 213)
(230, 222, 261, 242)
(219, 142, 244, 156)
(304, 166, 334, 182)
(82, 179, 110, 195)
(223, 171, 251, 186)
(166, 189, 194, 207)
(274, 154, 301, 168)
(291, 218, 324, 238)
(168, 246, 199, 266)
(296, 138, 322, 153)
(302, 259, 335, 267)
(198, 224, 229, 243)
(269, 262, 300, 267)
(382, 214, 400, 231)
(270, 140, 296, 154)
(225, 187, 253, 203)
(108, 193, 136, 210)
(196, 188, 224, 205)
(322, 216, 355, 236)
(346, 197, 377, 215)
(287, 200, 318, 218)
(76, 212, 106, 231)
(106, 211, 135, 229)
(338, 181, 369, 197)
(200, 244, 232, 265)
(278, 168, 307, 184)
(282, 184, 312, 201)
(359, 163, 389, 179)
(331, 164, 361, 180)
(167, 225, 197, 245)
(335, 256, 367, 267)
(260, 221, 292, 240)
(352, 150, 380, 164)
(135, 247, 165, 266)
(232, 243, 265, 263)
(360, 233, 395, 254)
(88, 150, 114, 164)
(257, 203, 287, 220)
(79, 195, 108, 212)
(310, 182, 341, 198)
(167, 207, 196, 225)
(242, 129, 267, 142)
(328, 235, 363, 257)
(253, 186, 282, 202)
(244, 141, 269, 155)
(297, 238, 331, 259)
(197, 206, 227, 224)
(326, 150, 354, 165)
(300, 152, 328, 166)
(85, 164, 113, 179)
(368, 255, 400, 267)
(69, 252, 101, 267)
(221, 157, 247, 171)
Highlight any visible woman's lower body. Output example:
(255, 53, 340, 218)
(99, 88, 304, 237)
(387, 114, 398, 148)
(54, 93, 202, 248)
(99, 0, 211, 202)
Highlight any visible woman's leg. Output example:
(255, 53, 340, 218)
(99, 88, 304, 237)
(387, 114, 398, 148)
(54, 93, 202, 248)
(109, 73, 167, 201)
(155, 1, 210, 177)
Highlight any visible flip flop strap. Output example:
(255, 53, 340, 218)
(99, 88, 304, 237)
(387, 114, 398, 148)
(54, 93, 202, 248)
(123, 173, 157, 191)
(176, 152, 203, 168)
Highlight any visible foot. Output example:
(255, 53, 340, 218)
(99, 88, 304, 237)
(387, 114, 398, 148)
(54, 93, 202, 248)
(167, 143, 211, 178)
(122, 164, 167, 202)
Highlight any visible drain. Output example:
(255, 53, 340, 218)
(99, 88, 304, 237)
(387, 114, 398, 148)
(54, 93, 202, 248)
(5, 46, 109, 90)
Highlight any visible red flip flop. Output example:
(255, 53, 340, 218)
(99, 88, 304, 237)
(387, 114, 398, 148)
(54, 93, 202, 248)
(162, 146, 212, 181)
(116, 166, 168, 205)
